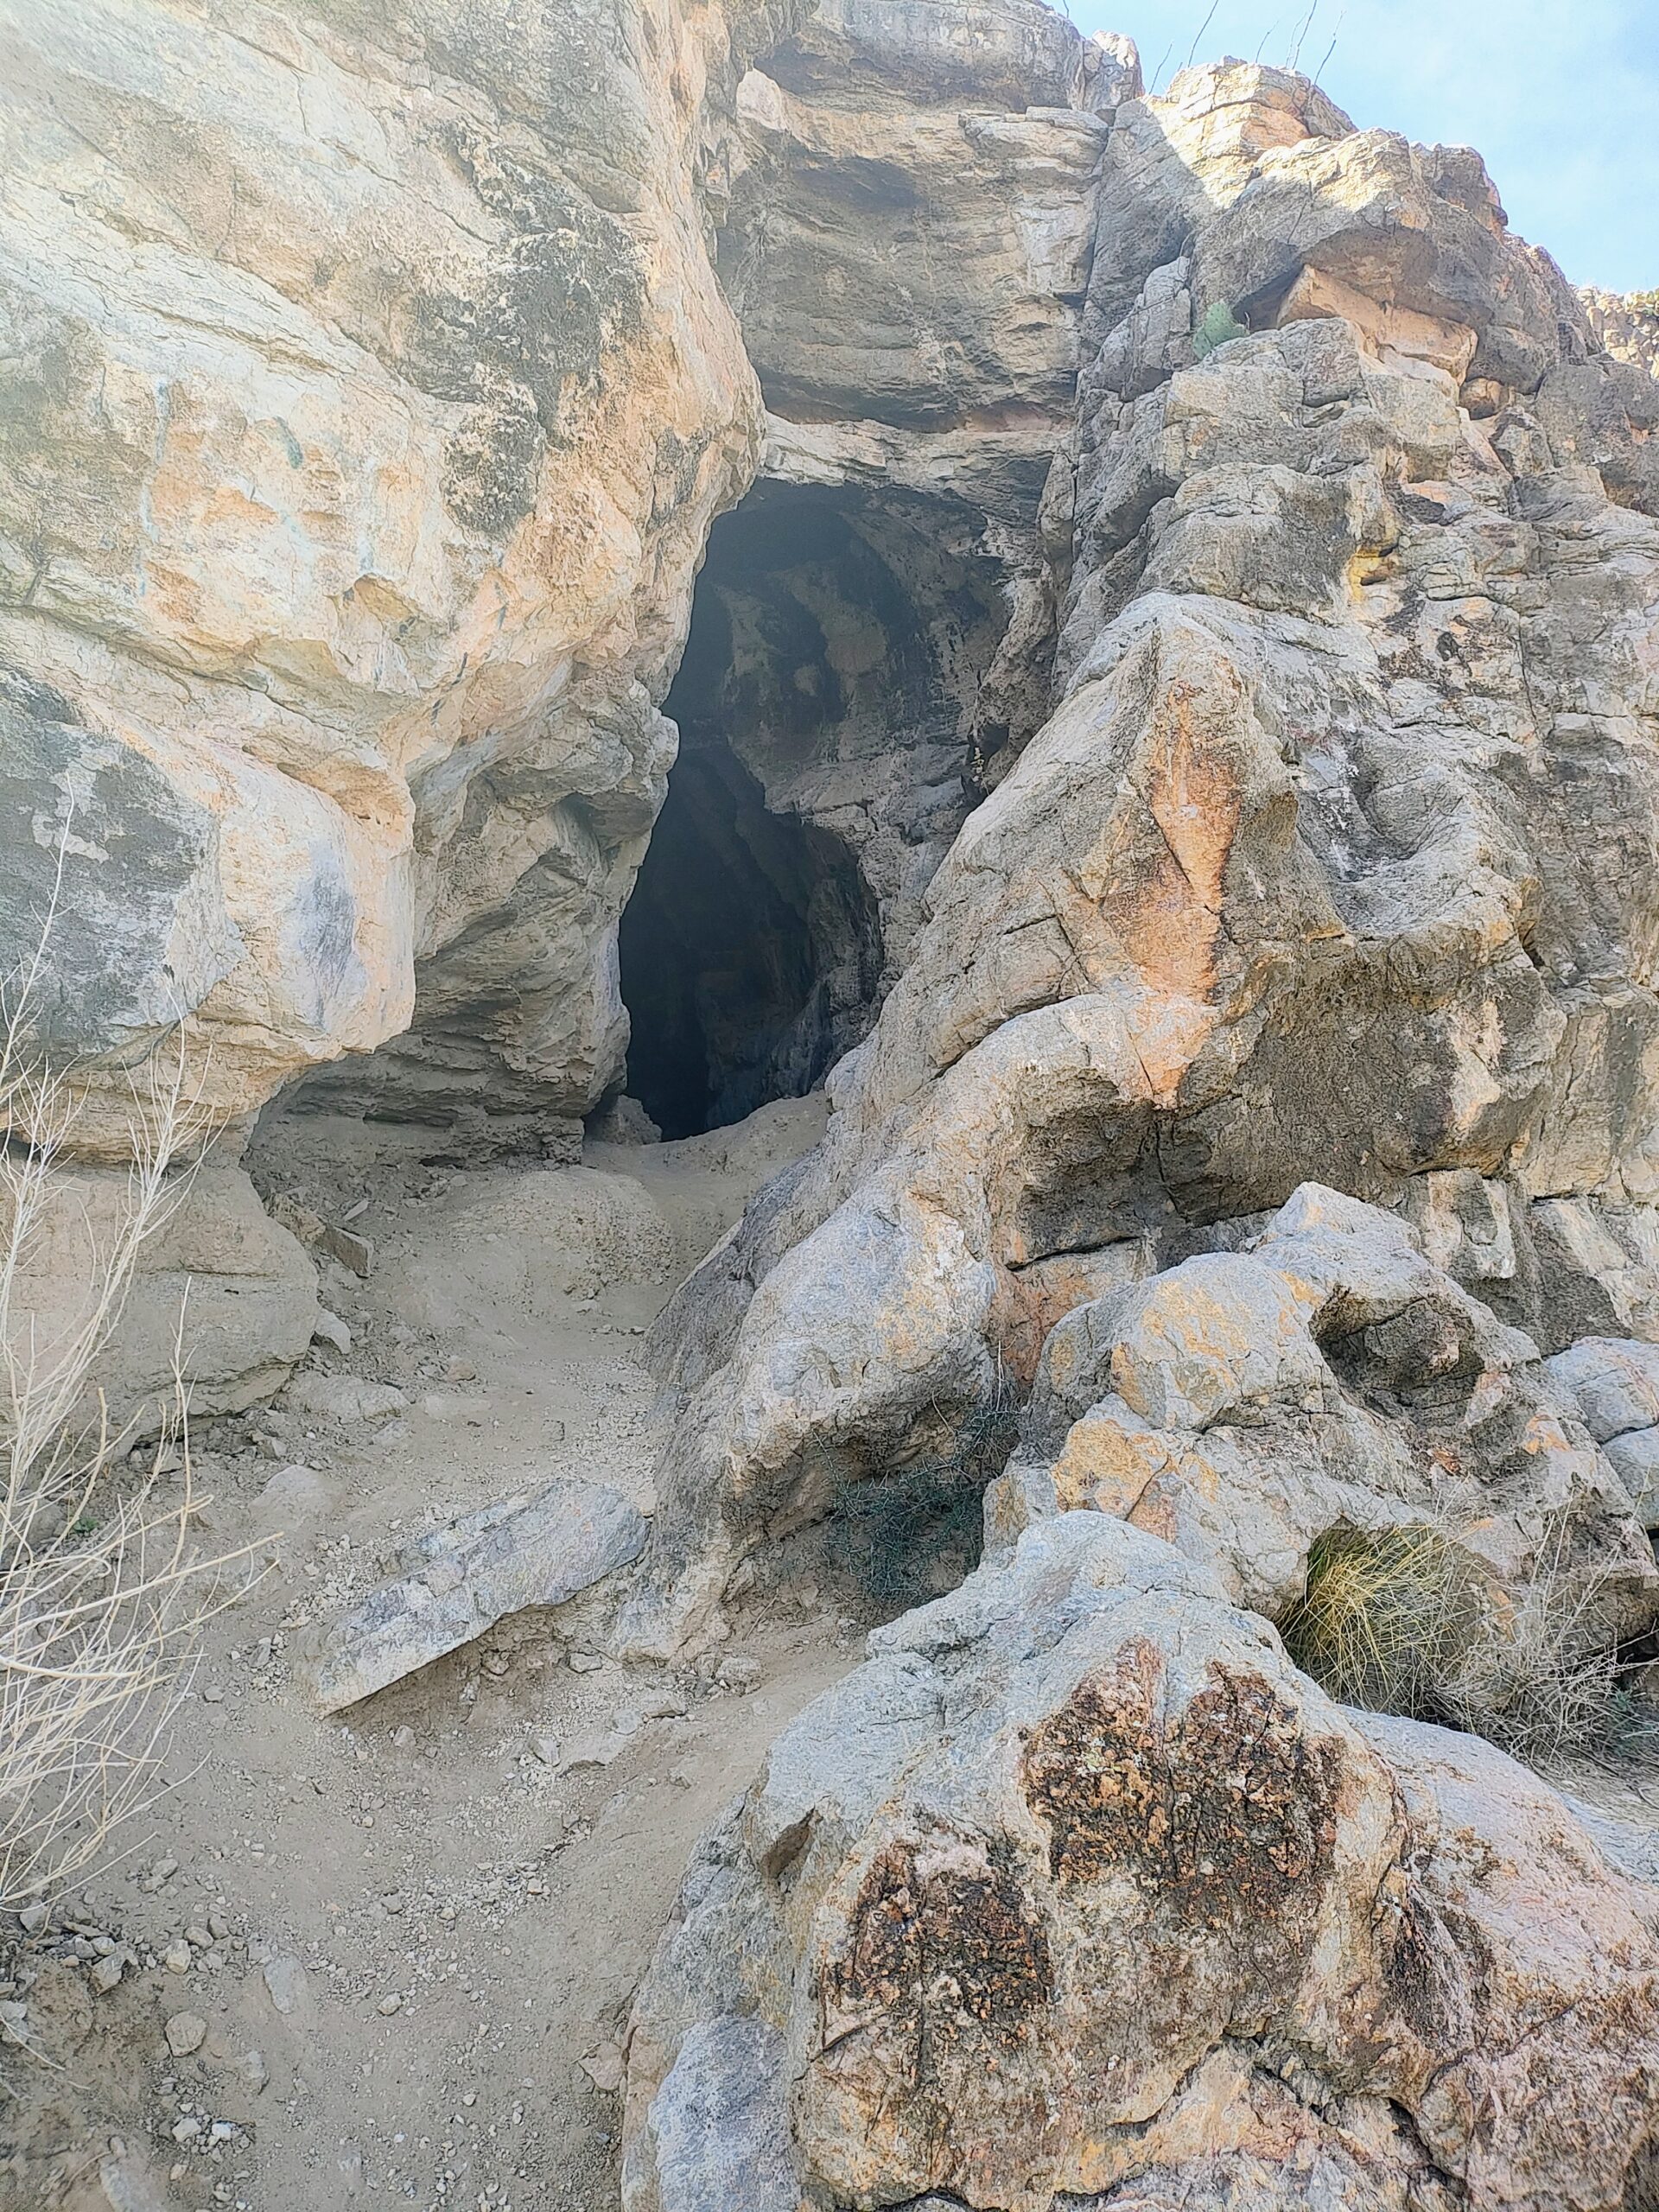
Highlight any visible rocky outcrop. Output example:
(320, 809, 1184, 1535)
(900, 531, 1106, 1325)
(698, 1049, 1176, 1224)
(624, 1513, 1659, 2211)
(3, 1160, 318, 1435)
(615, 0, 1136, 1135)
(626, 57, 1659, 1646)
(1581, 287, 1659, 380)
(987, 1182, 1658, 1642)
(0, 0, 784, 1158)
(0, 0, 1129, 1161)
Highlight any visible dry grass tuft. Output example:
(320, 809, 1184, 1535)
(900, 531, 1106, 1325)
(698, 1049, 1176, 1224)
(0, 854, 249, 1914)
(1284, 1516, 1627, 1770)
(1281, 1523, 1478, 1721)
(1441, 1520, 1624, 1768)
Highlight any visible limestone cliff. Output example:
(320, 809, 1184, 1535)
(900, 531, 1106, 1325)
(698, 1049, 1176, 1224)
(0, 0, 780, 1157)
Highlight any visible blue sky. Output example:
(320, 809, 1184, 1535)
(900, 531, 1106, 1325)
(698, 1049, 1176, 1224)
(1067, 1, 1658, 293)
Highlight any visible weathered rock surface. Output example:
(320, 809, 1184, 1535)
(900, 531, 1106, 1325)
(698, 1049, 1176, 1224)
(302, 1477, 646, 1711)
(0, 1159, 316, 1438)
(628, 56, 1659, 1646)
(623, 1513, 1659, 2210)
(619, 0, 1131, 1135)
(0, 0, 780, 1155)
(1581, 286, 1659, 380)
(987, 1181, 1658, 1637)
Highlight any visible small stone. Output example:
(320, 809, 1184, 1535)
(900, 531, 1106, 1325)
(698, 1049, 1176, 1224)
(185, 1925, 213, 1948)
(262, 1954, 308, 2015)
(165, 2012, 207, 2057)
(208, 1912, 232, 1941)
(17, 1902, 48, 1936)
(557, 1732, 627, 1776)
(313, 1309, 353, 1355)
(568, 1651, 603, 1674)
(529, 1732, 560, 1765)
(377, 1993, 403, 2017)
(200, 1684, 226, 1704)
(163, 1940, 193, 1974)
(283, 1373, 405, 1424)
(171, 2117, 201, 2144)
(714, 1653, 761, 1693)
(418, 1391, 492, 1422)
(391, 1726, 417, 1750)
(580, 2041, 626, 2094)
(91, 1955, 126, 1993)
(321, 1224, 373, 1278)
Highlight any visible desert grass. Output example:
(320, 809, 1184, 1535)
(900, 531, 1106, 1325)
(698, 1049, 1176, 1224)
(1283, 1515, 1628, 1769)
(1281, 1523, 1478, 1721)
(0, 855, 246, 1913)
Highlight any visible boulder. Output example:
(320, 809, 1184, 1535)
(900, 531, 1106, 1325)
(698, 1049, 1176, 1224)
(302, 1478, 648, 1711)
(624, 1513, 1659, 2212)
(0, 1159, 316, 1440)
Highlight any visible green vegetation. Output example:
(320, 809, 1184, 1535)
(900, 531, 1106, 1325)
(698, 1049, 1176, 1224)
(1192, 300, 1249, 358)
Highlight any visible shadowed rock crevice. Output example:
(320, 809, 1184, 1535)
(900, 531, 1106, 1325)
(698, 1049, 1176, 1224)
(620, 478, 1014, 1135)
(618, 724, 880, 1141)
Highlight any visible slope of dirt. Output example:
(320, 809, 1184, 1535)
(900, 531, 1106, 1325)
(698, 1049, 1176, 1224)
(3, 1098, 848, 2212)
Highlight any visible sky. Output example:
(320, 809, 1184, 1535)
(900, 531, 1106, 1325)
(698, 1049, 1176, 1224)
(1066, 0, 1659, 293)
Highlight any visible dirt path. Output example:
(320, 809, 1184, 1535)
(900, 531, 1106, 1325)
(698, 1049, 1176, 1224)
(6, 1100, 850, 2212)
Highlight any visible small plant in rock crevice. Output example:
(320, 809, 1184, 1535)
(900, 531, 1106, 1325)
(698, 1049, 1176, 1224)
(811, 1380, 1020, 1618)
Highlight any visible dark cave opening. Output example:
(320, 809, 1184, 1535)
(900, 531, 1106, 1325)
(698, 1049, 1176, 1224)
(620, 478, 1008, 1139)
(618, 734, 880, 1140)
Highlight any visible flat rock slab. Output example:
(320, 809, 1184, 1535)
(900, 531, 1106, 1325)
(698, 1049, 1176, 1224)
(303, 1478, 647, 1713)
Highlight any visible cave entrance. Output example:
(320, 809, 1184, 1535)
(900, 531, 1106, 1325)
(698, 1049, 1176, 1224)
(618, 728, 879, 1140)
(620, 475, 1020, 1139)
(621, 480, 952, 1140)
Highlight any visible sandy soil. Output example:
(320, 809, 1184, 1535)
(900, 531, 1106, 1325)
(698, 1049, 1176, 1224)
(3, 1097, 851, 2212)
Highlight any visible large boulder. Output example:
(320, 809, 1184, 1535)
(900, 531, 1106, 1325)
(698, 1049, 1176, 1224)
(1, 1159, 317, 1437)
(623, 1513, 1659, 2211)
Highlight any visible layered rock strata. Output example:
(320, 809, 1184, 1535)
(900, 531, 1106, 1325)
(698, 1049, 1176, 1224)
(0, 0, 781, 1155)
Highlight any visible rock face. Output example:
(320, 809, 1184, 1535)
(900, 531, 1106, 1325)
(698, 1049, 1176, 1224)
(9, 8, 1659, 2202)
(0, 0, 781, 1157)
(988, 1181, 1657, 1641)
(617, 0, 1135, 1135)
(1, 1160, 317, 1438)
(1581, 287, 1659, 380)
(627, 54, 1659, 1646)
(624, 1514, 1659, 2212)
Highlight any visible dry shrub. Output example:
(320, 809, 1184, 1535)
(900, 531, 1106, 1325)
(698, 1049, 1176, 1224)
(1441, 1521, 1624, 1767)
(1281, 1524, 1478, 1720)
(0, 872, 246, 1913)
(1283, 1517, 1625, 1769)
